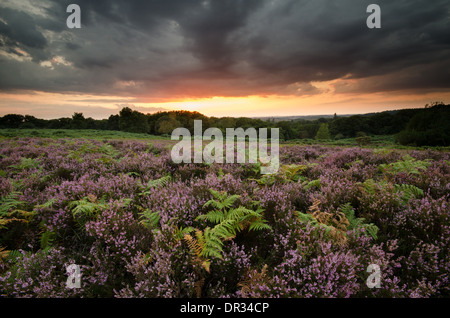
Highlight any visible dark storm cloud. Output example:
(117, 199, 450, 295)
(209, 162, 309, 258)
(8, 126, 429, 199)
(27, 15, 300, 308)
(0, 0, 449, 98)
(236, 0, 450, 87)
(0, 8, 47, 49)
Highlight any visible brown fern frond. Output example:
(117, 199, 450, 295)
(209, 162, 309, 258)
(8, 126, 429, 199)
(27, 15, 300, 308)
(184, 233, 203, 258)
(0, 217, 30, 227)
(194, 278, 205, 298)
(87, 194, 98, 203)
(238, 264, 270, 297)
(314, 211, 332, 224)
(332, 211, 350, 232)
(327, 226, 348, 247)
(183, 232, 211, 273)
(0, 246, 9, 263)
(308, 198, 321, 214)
(309, 199, 331, 224)
(307, 199, 348, 246)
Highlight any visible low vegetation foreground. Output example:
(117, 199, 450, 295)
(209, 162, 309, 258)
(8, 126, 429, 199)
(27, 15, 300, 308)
(0, 135, 448, 297)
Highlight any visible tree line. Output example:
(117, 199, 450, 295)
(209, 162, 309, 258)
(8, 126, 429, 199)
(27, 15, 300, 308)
(0, 103, 448, 146)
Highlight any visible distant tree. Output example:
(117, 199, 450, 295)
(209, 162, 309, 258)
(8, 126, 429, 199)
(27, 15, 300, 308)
(367, 112, 395, 135)
(425, 101, 444, 108)
(107, 114, 120, 130)
(95, 119, 109, 130)
(156, 115, 181, 135)
(23, 115, 47, 128)
(119, 107, 134, 131)
(303, 123, 320, 139)
(277, 121, 296, 140)
(85, 117, 98, 129)
(298, 129, 310, 139)
(0, 114, 24, 128)
(119, 107, 149, 133)
(71, 112, 86, 129)
(215, 117, 237, 133)
(396, 104, 449, 146)
(48, 118, 69, 129)
(315, 123, 331, 140)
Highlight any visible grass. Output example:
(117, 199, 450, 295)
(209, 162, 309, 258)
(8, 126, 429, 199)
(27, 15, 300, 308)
(283, 135, 450, 151)
(1, 129, 448, 152)
(0, 129, 170, 141)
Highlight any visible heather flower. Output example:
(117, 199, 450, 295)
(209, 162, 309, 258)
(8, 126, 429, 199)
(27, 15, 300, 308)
(0, 137, 448, 298)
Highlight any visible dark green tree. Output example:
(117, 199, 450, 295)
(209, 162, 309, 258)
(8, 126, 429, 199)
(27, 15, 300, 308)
(71, 112, 86, 129)
(118, 107, 149, 133)
(0, 114, 24, 128)
(396, 104, 449, 146)
(315, 123, 331, 140)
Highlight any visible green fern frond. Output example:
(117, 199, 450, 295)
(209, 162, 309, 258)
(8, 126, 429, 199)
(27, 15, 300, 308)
(394, 184, 424, 203)
(361, 179, 377, 194)
(0, 192, 25, 215)
(339, 203, 353, 220)
(225, 206, 249, 222)
(0, 192, 34, 229)
(212, 219, 238, 239)
(0, 247, 23, 264)
(40, 230, 55, 250)
(192, 190, 271, 266)
(201, 228, 225, 259)
(139, 174, 172, 196)
(303, 179, 321, 191)
(279, 164, 308, 181)
(203, 199, 224, 211)
(69, 201, 101, 217)
(7, 249, 22, 261)
(203, 189, 240, 210)
(196, 209, 225, 223)
(221, 194, 240, 209)
(248, 220, 271, 231)
(8, 157, 40, 171)
(68, 195, 109, 223)
(296, 211, 318, 225)
(363, 223, 379, 240)
(35, 198, 57, 210)
(173, 226, 194, 241)
(148, 174, 172, 188)
(139, 210, 161, 229)
(338, 203, 378, 240)
(379, 155, 431, 175)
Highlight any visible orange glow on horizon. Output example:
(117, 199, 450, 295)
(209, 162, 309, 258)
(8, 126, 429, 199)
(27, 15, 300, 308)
(1, 88, 449, 120)
(142, 90, 450, 118)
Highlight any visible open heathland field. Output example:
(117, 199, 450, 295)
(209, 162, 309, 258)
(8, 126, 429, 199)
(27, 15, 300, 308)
(0, 134, 448, 298)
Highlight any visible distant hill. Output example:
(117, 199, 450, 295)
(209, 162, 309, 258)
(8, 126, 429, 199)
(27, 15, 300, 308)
(254, 108, 424, 122)
(255, 114, 342, 122)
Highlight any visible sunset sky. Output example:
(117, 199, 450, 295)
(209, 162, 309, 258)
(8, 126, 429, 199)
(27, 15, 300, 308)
(1, 0, 449, 119)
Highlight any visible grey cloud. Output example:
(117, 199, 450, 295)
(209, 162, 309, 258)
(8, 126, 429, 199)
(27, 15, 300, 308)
(235, 0, 450, 86)
(0, 0, 449, 99)
(0, 8, 47, 49)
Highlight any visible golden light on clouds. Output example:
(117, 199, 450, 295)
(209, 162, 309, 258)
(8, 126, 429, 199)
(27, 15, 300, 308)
(1, 84, 449, 119)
